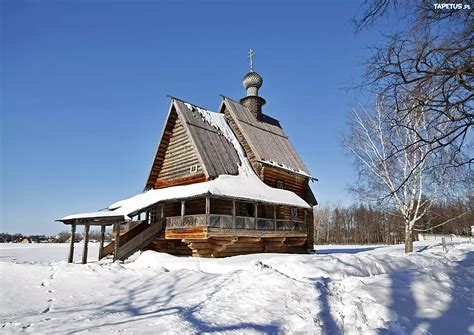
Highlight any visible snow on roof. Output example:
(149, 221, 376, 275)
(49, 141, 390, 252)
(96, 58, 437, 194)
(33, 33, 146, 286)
(58, 174, 310, 222)
(59, 211, 128, 222)
(184, 102, 246, 162)
(58, 101, 311, 223)
(183, 102, 254, 177)
(260, 160, 315, 179)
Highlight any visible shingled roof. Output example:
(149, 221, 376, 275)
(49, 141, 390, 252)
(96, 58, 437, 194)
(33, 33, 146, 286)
(175, 100, 241, 177)
(145, 99, 241, 189)
(219, 97, 312, 177)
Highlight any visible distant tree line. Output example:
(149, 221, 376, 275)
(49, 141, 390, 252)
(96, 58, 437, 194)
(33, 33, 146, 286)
(0, 229, 112, 243)
(0, 233, 51, 243)
(56, 230, 113, 243)
(313, 197, 473, 245)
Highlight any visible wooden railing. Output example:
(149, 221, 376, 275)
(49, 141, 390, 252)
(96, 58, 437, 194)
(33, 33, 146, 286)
(166, 214, 306, 232)
(115, 222, 163, 261)
(166, 215, 207, 229)
(100, 220, 163, 260)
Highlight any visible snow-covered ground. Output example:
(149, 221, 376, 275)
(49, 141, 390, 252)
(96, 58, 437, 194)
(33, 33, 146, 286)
(0, 241, 472, 334)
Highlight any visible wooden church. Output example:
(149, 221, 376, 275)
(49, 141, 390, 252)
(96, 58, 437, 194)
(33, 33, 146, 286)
(58, 56, 317, 262)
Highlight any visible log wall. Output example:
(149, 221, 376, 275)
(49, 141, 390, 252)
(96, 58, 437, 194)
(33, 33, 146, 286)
(184, 198, 206, 215)
(261, 166, 308, 199)
(147, 229, 307, 258)
(149, 110, 205, 189)
(210, 198, 233, 215)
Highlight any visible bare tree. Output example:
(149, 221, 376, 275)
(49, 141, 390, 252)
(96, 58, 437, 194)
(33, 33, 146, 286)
(314, 206, 333, 244)
(354, 0, 473, 190)
(344, 99, 452, 252)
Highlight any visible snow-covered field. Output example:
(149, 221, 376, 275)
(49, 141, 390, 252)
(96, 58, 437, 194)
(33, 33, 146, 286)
(0, 241, 472, 334)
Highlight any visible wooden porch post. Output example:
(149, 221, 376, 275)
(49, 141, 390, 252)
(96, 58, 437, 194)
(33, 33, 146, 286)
(205, 197, 210, 225)
(82, 224, 90, 264)
(290, 207, 294, 228)
(160, 204, 164, 219)
(232, 200, 236, 229)
(254, 203, 258, 229)
(274, 205, 277, 230)
(181, 200, 185, 223)
(145, 211, 150, 224)
(98, 225, 106, 260)
(68, 223, 76, 263)
(113, 222, 120, 261)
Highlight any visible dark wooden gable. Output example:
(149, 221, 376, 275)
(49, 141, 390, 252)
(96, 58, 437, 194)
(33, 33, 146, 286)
(174, 100, 240, 178)
(145, 99, 241, 190)
(145, 102, 206, 190)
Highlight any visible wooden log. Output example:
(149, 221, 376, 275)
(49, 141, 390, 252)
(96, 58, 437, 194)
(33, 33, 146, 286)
(254, 203, 258, 224)
(238, 237, 261, 242)
(261, 237, 288, 242)
(165, 226, 208, 239)
(264, 245, 307, 254)
(82, 224, 90, 264)
(207, 228, 306, 238)
(283, 237, 307, 246)
(68, 224, 76, 263)
(209, 238, 237, 246)
(222, 242, 263, 249)
(215, 250, 257, 257)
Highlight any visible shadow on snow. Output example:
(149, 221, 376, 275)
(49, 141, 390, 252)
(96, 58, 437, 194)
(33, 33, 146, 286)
(379, 250, 473, 334)
(34, 270, 281, 334)
(314, 246, 382, 254)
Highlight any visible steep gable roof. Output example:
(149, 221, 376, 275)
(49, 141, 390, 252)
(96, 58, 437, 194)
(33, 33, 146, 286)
(174, 100, 240, 177)
(145, 99, 240, 189)
(219, 97, 311, 177)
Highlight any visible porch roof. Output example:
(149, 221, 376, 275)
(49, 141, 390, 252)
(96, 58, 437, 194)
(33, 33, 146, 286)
(58, 211, 129, 224)
(57, 173, 311, 223)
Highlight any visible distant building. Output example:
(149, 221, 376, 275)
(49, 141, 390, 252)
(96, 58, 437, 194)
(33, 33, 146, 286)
(20, 237, 32, 244)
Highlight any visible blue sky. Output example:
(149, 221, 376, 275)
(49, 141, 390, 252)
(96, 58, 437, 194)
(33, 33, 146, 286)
(1, 1, 397, 234)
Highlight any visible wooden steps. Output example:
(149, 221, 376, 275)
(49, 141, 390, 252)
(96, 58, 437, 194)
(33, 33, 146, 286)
(100, 221, 164, 261)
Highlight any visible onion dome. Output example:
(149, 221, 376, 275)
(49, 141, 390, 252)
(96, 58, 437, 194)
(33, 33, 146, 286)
(242, 71, 263, 96)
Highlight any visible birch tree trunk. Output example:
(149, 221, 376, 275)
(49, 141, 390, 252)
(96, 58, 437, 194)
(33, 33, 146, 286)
(405, 225, 413, 253)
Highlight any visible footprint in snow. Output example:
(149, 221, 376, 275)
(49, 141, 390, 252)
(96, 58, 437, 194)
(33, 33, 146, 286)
(254, 260, 272, 270)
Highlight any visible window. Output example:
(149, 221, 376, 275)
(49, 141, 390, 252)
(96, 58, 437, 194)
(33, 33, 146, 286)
(276, 180, 285, 189)
(189, 164, 199, 174)
(291, 207, 298, 218)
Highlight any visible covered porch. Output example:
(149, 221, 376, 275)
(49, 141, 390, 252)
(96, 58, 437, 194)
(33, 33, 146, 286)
(59, 195, 309, 261)
(159, 196, 307, 232)
(122, 195, 309, 258)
